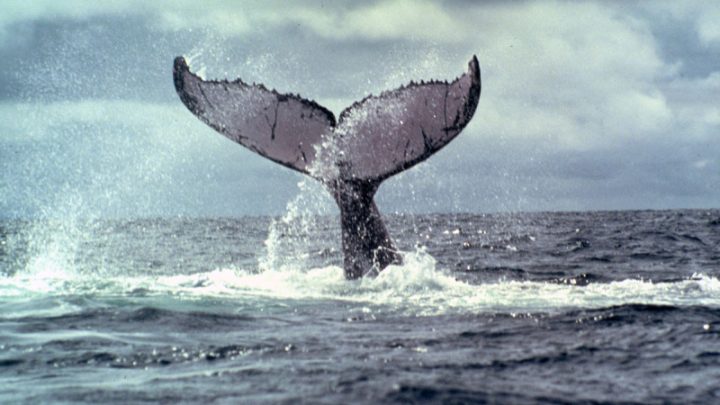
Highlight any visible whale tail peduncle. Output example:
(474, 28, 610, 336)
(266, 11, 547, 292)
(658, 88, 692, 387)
(331, 179, 401, 279)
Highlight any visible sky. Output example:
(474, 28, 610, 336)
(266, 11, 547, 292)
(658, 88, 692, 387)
(1, 0, 718, 218)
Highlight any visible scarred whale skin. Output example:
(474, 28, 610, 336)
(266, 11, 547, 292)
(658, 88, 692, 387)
(173, 56, 481, 278)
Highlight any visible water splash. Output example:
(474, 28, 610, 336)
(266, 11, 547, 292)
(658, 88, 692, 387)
(3, 244, 720, 318)
(258, 178, 337, 273)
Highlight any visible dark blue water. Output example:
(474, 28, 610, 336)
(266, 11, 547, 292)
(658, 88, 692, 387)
(1, 209, 719, 403)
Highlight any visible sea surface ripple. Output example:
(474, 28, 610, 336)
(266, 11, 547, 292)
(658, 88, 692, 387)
(1, 209, 719, 403)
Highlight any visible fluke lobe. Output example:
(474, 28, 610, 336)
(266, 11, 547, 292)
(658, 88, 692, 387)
(173, 56, 481, 279)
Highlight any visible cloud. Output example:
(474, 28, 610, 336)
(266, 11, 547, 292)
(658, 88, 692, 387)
(697, 5, 720, 46)
(0, 0, 137, 44)
(150, 0, 465, 44)
(654, 70, 718, 148)
(457, 1, 676, 149)
(0, 0, 128, 25)
(650, 1, 720, 47)
(1, 0, 463, 44)
(292, 0, 462, 42)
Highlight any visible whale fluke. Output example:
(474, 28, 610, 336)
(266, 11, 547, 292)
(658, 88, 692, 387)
(332, 57, 480, 182)
(173, 56, 481, 278)
(173, 57, 336, 175)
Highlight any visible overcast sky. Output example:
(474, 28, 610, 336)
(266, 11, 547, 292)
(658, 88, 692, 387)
(1, 0, 718, 218)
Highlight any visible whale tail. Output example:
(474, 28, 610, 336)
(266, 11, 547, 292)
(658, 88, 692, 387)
(173, 56, 481, 278)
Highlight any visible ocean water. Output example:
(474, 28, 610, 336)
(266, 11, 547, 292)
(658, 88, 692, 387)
(1, 209, 719, 403)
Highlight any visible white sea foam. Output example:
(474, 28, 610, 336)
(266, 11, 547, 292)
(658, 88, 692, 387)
(2, 248, 719, 317)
